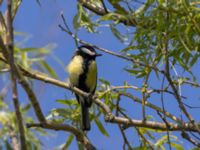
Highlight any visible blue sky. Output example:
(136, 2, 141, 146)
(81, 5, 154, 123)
(6, 0, 200, 149)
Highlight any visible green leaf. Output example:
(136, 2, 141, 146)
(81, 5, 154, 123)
(47, 108, 69, 120)
(21, 52, 29, 68)
(12, 0, 22, 18)
(135, 0, 155, 17)
(171, 142, 184, 150)
(110, 25, 128, 43)
(98, 13, 116, 22)
(120, 46, 137, 52)
(95, 117, 109, 137)
(108, 0, 127, 14)
(5, 140, 12, 150)
(63, 134, 74, 149)
(190, 54, 199, 67)
(77, 142, 84, 150)
(20, 47, 49, 53)
(56, 99, 77, 106)
(98, 12, 127, 23)
(73, 13, 80, 30)
(75, 3, 97, 32)
(99, 78, 110, 86)
(155, 135, 178, 149)
(21, 104, 31, 113)
(39, 60, 58, 78)
(178, 33, 191, 53)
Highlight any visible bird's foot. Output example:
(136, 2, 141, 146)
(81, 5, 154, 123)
(85, 93, 93, 107)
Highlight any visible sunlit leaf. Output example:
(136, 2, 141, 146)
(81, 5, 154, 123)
(39, 60, 58, 78)
(99, 78, 110, 86)
(171, 142, 184, 150)
(64, 134, 74, 149)
(56, 99, 77, 106)
(12, 0, 22, 18)
(110, 25, 128, 43)
(94, 117, 109, 137)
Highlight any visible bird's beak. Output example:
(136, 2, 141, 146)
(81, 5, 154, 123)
(95, 53, 102, 57)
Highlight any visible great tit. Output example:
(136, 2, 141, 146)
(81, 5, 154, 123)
(67, 45, 102, 131)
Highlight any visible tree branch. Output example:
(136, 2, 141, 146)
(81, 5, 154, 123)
(0, 58, 198, 132)
(182, 132, 200, 147)
(117, 92, 182, 123)
(6, 0, 26, 149)
(94, 98, 200, 132)
(78, 0, 137, 26)
(7, 123, 19, 150)
(26, 122, 96, 150)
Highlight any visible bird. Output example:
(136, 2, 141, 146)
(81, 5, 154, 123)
(66, 45, 102, 131)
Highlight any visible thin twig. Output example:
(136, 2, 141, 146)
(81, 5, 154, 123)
(160, 75, 172, 150)
(58, 15, 162, 73)
(26, 122, 96, 150)
(118, 92, 182, 123)
(100, 0, 108, 13)
(142, 73, 150, 122)
(115, 95, 133, 149)
(181, 132, 200, 147)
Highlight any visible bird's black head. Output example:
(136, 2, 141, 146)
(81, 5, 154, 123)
(76, 45, 102, 59)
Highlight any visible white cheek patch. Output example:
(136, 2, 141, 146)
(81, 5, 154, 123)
(81, 47, 95, 56)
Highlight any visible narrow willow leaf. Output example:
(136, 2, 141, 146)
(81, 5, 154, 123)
(178, 33, 191, 53)
(21, 52, 29, 68)
(21, 47, 49, 53)
(77, 142, 84, 150)
(73, 13, 80, 30)
(110, 25, 127, 43)
(120, 46, 137, 52)
(21, 104, 31, 113)
(40, 60, 58, 78)
(99, 78, 110, 85)
(12, 0, 22, 18)
(95, 117, 109, 137)
(155, 135, 178, 148)
(63, 134, 74, 149)
(98, 13, 116, 22)
(56, 99, 77, 106)
(190, 54, 199, 67)
(124, 69, 140, 75)
(51, 108, 68, 118)
(171, 142, 184, 150)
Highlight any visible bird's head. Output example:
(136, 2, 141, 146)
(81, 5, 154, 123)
(76, 45, 102, 59)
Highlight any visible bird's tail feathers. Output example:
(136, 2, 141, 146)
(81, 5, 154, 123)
(81, 101, 90, 131)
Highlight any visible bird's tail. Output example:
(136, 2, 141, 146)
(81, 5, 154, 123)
(81, 102, 91, 131)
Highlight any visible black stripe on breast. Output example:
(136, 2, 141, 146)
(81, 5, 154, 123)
(78, 58, 90, 93)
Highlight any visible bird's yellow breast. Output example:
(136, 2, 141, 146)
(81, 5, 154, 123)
(86, 61, 97, 93)
(66, 55, 84, 86)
